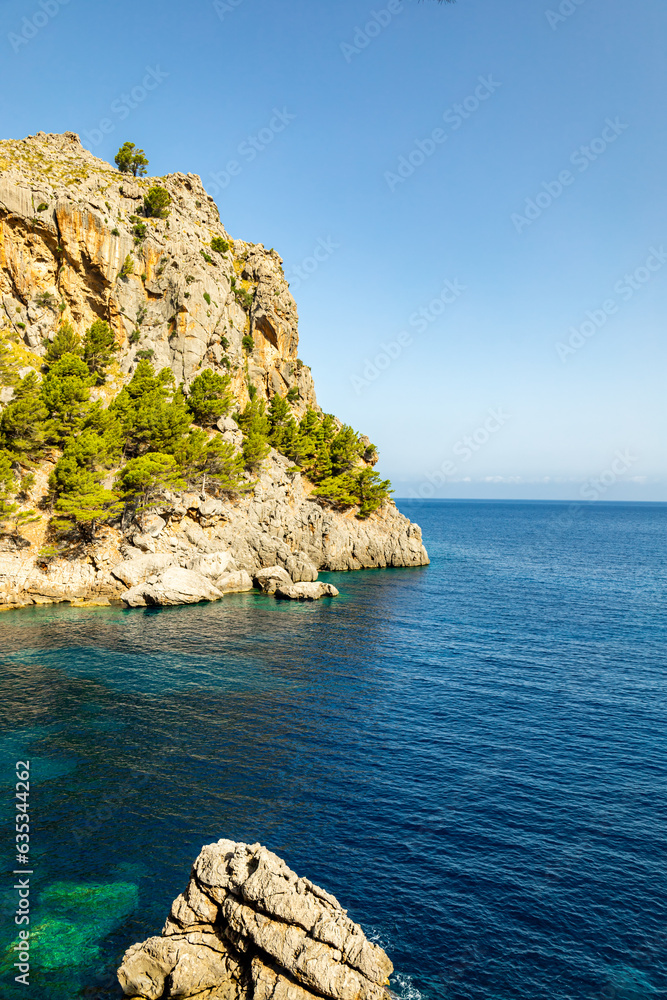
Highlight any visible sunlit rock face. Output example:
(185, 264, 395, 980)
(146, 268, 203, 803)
(0, 131, 429, 610)
(0, 130, 316, 407)
(117, 839, 394, 1000)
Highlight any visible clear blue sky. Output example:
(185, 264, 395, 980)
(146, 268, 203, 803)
(2, 0, 665, 499)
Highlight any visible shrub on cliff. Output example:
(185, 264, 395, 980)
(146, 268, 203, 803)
(115, 142, 149, 177)
(144, 186, 171, 219)
(0, 333, 21, 389)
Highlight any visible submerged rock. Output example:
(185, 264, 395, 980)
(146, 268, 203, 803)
(118, 839, 393, 1000)
(1, 880, 138, 974)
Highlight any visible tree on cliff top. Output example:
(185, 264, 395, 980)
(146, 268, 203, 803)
(115, 142, 149, 177)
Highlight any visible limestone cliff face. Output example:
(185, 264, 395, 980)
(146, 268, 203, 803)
(0, 130, 315, 410)
(0, 131, 429, 609)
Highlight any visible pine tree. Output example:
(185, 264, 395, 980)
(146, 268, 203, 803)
(204, 436, 249, 493)
(143, 186, 171, 218)
(0, 450, 17, 526)
(353, 468, 393, 517)
(83, 320, 118, 384)
(115, 142, 149, 177)
(40, 353, 93, 443)
(116, 453, 186, 515)
(44, 323, 82, 368)
(0, 372, 48, 457)
(49, 431, 116, 498)
(330, 425, 362, 475)
(187, 370, 233, 426)
(242, 429, 270, 473)
(53, 476, 123, 542)
(110, 361, 191, 457)
(236, 398, 270, 472)
(268, 393, 290, 449)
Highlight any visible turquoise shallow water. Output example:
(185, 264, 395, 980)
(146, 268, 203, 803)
(0, 499, 666, 999)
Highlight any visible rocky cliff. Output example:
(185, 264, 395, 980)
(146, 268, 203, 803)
(0, 131, 429, 608)
(117, 839, 394, 1000)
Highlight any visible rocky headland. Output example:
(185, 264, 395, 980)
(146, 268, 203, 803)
(117, 839, 393, 1000)
(0, 131, 428, 608)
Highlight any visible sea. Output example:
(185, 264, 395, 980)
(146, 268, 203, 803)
(0, 499, 665, 1000)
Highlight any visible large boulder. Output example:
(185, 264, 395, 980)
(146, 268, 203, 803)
(254, 565, 292, 594)
(275, 581, 339, 601)
(111, 553, 176, 588)
(122, 567, 223, 607)
(285, 551, 319, 583)
(185, 551, 237, 581)
(118, 840, 393, 1000)
(216, 570, 254, 594)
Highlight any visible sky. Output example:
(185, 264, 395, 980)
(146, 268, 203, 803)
(1, 0, 665, 500)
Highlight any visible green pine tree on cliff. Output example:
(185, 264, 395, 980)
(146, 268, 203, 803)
(115, 142, 149, 177)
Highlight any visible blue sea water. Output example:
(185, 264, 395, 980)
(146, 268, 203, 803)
(0, 500, 666, 1000)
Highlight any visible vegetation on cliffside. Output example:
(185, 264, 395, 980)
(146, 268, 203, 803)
(0, 133, 393, 552)
(0, 318, 391, 549)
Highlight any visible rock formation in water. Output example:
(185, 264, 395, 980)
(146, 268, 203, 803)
(117, 839, 393, 1000)
(0, 131, 428, 608)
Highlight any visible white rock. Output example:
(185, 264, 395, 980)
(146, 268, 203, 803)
(144, 514, 167, 537)
(254, 565, 292, 594)
(275, 582, 339, 601)
(111, 553, 176, 588)
(216, 570, 253, 594)
(185, 551, 236, 580)
(122, 567, 223, 607)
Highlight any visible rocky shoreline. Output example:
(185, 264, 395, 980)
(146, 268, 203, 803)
(0, 448, 428, 609)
